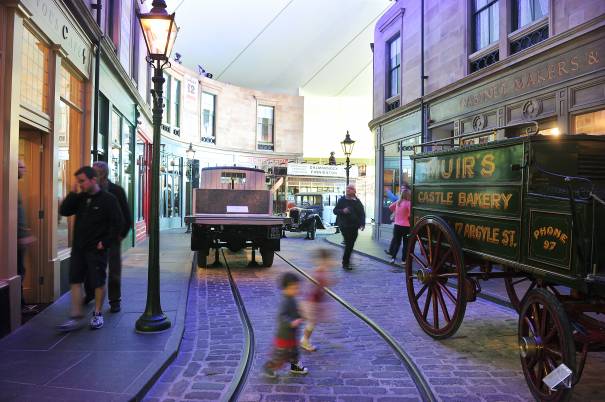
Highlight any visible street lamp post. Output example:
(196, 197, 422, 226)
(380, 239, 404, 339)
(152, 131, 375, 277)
(185, 142, 195, 234)
(340, 131, 355, 186)
(135, 0, 178, 333)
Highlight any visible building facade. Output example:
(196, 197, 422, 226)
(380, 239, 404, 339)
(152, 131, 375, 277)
(370, 0, 605, 240)
(163, 61, 304, 217)
(0, 0, 155, 335)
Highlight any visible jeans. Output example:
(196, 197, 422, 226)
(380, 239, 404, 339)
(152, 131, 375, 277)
(341, 226, 359, 266)
(388, 224, 410, 261)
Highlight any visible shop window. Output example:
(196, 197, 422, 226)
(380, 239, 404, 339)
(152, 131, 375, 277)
(20, 28, 50, 114)
(110, 111, 122, 183)
(160, 153, 182, 218)
(163, 73, 171, 125)
(136, 140, 146, 222)
(400, 136, 419, 187)
(57, 65, 84, 252)
(386, 34, 401, 112)
(201, 92, 216, 143)
(382, 142, 400, 224)
(257, 105, 274, 151)
(121, 122, 134, 223)
(429, 123, 455, 151)
(574, 110, 605, 135)
(473, 0, 499, 52)
(174, 79, 181, 129)
(512, 0, 548, 31)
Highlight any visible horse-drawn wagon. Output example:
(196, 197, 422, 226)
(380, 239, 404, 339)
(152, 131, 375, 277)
(405, 123, 605, 401)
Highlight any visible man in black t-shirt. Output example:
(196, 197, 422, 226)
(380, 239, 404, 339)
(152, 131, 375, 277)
(333, 185, 366, 270)
(87, 161, 132, 313)
(58, 166, 123, 331)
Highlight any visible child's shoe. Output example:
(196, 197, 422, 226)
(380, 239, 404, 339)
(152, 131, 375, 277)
(290, 362, 309, 375)
(300, 338, 317, 352)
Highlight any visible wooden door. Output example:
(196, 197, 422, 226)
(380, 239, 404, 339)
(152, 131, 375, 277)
(18, 131, 44, 304)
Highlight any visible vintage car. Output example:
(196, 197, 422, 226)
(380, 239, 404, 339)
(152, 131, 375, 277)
(184, 167, 288, 268)
(284, 203, 325, 240)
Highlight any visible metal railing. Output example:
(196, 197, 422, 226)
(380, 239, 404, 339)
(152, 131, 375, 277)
(413, 120, 539, 154)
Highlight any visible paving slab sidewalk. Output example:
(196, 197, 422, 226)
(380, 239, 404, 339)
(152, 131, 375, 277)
(0, 229, 193, 402)
(325, 227, 515, 307)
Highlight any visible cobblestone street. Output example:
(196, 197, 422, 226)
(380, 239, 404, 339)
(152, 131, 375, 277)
(144, 234, 605, 401)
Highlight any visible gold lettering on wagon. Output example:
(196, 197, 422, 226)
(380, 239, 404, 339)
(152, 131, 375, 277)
(425, 153, 496, 180)
(416, 191, 514, 210)
(533, 226, 568, 251)
(454, 222, 517, 247)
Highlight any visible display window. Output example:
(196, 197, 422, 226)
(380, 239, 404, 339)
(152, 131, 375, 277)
(574, 109, 605, 135)
(57, 64, 84, 252)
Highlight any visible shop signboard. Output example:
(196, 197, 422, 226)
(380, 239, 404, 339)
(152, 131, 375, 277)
(287, 163, 358, 178)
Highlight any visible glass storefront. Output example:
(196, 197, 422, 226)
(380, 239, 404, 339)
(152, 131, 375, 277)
(574, 109, 605, 135)
(381, 135, 418, 224)
(57, 64, 84, 252)
(159, 151, 183, 223)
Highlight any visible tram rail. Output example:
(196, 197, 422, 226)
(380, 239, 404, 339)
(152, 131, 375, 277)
(214, 249, 437, 402)
(221, 250, 256, 402)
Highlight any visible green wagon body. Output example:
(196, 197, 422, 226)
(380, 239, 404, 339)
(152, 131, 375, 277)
(406, 133, 605, 402)
(411, 134, 605, 294)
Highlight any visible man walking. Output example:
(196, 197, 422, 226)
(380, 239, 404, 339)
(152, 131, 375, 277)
(333, 185, 365, 270)
(58, 166, 123, 331)
(88, 161, 132, 313)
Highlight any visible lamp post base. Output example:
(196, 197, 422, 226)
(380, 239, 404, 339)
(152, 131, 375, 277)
(135, 312, 171, 333)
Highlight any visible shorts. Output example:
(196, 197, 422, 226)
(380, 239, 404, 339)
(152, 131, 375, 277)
(70, 248, 108, 288)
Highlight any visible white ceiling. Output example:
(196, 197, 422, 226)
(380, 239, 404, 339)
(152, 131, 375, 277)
(163, 0, 392, 96)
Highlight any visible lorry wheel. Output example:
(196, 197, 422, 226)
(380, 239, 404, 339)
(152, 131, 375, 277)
(260, 247, 274, 267)
(197, 249, 209, 268)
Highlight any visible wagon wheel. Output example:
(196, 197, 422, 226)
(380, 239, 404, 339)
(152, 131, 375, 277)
(505, 275, 561, 312)
(404, 216, 467, 339)
(519, 288, 575, 402)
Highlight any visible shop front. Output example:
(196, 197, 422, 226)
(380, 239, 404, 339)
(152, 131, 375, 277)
(94, 59, 137, 248)
(371, 28, 605, 242)
(0, 0, 93, 330)
(158, 138, 185, 230)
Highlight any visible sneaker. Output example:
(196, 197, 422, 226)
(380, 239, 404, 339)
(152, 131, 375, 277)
(90, 312, 104, 329)
(384, 249, 392, 256)
(290, 362, 309, 375)
(300, 339, 317, 352)
(57, 316, 84, 332)
(389, 258, 396, 264)
(109, 303, 121, 313)
(262, 365, 277, 378)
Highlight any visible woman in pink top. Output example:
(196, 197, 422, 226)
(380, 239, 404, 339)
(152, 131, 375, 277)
(386, 187, 411, 264)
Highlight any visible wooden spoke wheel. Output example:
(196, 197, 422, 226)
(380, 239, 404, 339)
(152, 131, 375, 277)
(519, 288, 575, 402)
(404, 216, 467, 339)
(505, 276, 561, 312)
